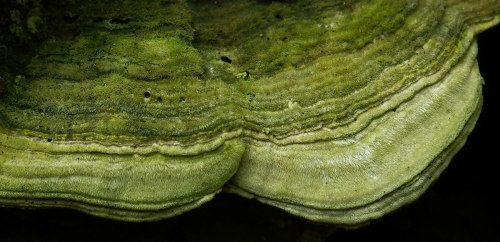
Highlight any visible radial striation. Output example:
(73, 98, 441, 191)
(0, 0, 499, 224)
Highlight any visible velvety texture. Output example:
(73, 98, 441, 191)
(0, 0, 499, 224)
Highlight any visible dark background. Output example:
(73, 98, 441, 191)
(0, 18, 499, 242)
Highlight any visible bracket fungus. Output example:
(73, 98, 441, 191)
(0, 0, 499, 225)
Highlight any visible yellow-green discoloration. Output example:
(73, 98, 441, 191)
(0, 0, 499, 224)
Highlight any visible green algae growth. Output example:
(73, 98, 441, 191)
(0, 0, 499, 224)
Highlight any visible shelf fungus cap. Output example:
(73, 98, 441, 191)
(1, 0, 499, 224)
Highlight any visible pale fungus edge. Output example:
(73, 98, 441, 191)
(223, 3, 499, 224)
(0, 0, 498, 224)
(225, 40, 484, 224)
(0, 139, 244, 220)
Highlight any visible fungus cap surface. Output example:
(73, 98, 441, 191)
(0, 0, 499, 224)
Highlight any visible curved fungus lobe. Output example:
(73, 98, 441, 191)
(0, 0, 499, 224)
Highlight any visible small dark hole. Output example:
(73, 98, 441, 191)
(157, 97, 163, 102)
(47, 138, 52, 142)
(93, 17, 104, 23)
(144, 91, 151, 98)
(220, 56, 232, 64)
(275, 14, 283, 19)
(63, 15, 79, 23)
(244, 71, 250, 78)
(392, 108, 397, 112)
(110, 18, 131, 24)
(179, 96, 186, 102)
(281, 36, 288, 41)
(0, 78, 6, 95)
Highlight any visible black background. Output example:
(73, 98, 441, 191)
(0, 21, 499, 242)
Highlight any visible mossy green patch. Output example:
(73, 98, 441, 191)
(0, 0, 499, 224)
